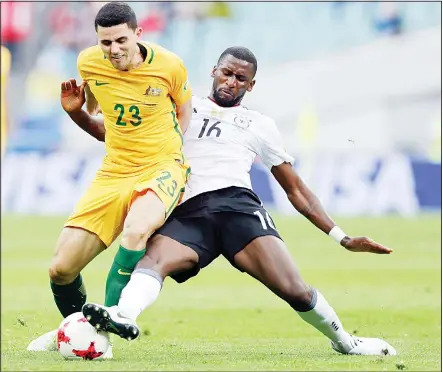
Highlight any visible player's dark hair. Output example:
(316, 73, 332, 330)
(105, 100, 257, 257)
(217, 46, 258, 76)
(94, 2, 138, 31)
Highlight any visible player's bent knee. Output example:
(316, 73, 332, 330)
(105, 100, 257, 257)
(121, 224, 155, 251)
(137, 235, 199, 277)
(135, 252, 157, 269)
(48, 261, 79, 285)
(159, 253, 198, 277)
(139, 245, 198, 271)
(277, 277, 312, 305)
(137, 255, 196, 279)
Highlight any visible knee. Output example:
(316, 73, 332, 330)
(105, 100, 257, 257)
(49, 260, 78, 285)
(277, 277, 313, 308)
(121, 224, 153, 251)
(136, 246, 198, 278)
(136, 252, 158, 269)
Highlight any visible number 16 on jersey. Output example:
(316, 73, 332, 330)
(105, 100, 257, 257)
(198, 119, 222, 138)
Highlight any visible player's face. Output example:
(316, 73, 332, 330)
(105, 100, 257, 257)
(210, 55, 256, 107)
(97, 23, 142, 71)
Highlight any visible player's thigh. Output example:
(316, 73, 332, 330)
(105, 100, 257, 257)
(125, 162, 190, 234)
(235, 235, 310, 299)
(65, 174, 131, 247)
(50, 227, 106, 279)
(218, 208, 281, 267)
(220, 211, 308, 295)
(141, 214, 219, 282)
(124, 190, 165, 240)
(136, 233, 199, 278)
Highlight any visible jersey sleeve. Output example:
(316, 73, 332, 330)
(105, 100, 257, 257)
(169, 58, 192, 106)
(77, 50, 88, 80)
(257, 118, 294, 170)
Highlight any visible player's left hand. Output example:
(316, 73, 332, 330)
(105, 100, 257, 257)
(341, 236, 393, 254)
(61, 78, 86, 114)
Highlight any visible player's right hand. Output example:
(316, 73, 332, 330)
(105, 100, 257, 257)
(61, 78, 86, 114)
(341, 236, 393, 254)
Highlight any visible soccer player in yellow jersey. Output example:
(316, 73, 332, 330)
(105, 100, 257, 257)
(48, 3, 192, 323)
(1, 45, 11, 156)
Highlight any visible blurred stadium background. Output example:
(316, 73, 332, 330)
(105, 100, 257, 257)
(1, 1, 441, 216)
(1, 2, 441, 370)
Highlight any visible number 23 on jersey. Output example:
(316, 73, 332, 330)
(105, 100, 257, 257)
(114, 103, 142, 127)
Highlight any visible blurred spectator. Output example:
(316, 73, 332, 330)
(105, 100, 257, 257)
(175, 1, 207, 21)
(157, 1, 176, 23)
(374, 2, 402, 36)
(1, 45, 11, 155)
(173, 1, 208, 73)
(154, 2, 176, 47)
(47, 2, 99, 52)
(204, 2, 232, 18)
(139, 4, 167, 45)
(0, 2, 33, 68)
(140, 8, 166, 33)
(2, 1, 439, 156)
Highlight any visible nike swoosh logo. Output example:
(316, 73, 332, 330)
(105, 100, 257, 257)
(117, 269, 131, 276)
(95, 81, 109, 86)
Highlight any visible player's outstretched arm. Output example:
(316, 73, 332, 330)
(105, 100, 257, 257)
(61, 79, 106, 142)
(271, 162, 392, 254)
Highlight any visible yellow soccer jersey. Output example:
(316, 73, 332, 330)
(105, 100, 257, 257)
(77, 42, 192, 173)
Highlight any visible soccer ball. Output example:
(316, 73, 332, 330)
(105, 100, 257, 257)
(57, 312, 110, 360)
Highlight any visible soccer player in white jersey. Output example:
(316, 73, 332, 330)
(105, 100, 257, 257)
(32, 47, 396, 356)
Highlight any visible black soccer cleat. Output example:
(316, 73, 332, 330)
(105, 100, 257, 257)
(82, 303, 140, 341)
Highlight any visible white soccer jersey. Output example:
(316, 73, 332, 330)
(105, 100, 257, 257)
(181, 96, 294, 202)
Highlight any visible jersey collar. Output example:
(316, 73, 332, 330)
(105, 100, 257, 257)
(138, 42, 155, 65)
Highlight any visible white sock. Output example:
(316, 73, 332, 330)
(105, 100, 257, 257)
(297, 290, 354, 352)
(117, 270, 162, 321)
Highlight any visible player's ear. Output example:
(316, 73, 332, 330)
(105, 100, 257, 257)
(247, 79, 256, 92)
(135, 27, 143, 39)
(210, 66, 216, 78)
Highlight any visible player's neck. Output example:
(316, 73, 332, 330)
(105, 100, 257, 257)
(125, 44, 145, 71)
(207, 96, 241, 108)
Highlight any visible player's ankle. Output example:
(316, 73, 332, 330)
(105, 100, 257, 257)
(334, 332, 355, 352)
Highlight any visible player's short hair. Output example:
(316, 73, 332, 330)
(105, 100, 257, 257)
(94, 2, 138, 31)
(217, 47, 258, 76)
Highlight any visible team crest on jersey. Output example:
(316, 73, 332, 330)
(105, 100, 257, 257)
(144, 86, 162, 96)
(233, 114, 251, 129)
(210, 108, 225, 119)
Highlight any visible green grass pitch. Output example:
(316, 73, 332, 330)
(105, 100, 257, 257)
(1, 214, 441, 371)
